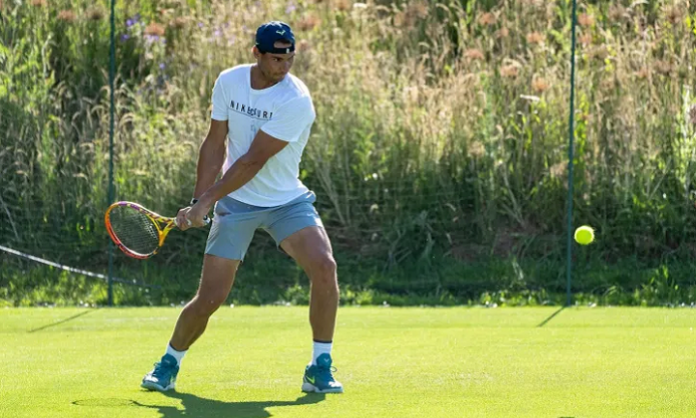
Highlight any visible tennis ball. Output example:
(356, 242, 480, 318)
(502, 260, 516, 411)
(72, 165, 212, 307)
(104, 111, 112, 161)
(574, 225, 595, 245)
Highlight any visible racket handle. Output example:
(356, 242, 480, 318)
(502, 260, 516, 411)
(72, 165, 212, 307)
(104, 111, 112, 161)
(188, 216, 211, 226)
(180, 216, 211, 228)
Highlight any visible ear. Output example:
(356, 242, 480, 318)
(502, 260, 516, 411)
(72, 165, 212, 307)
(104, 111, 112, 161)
(252, 46, 261, 59)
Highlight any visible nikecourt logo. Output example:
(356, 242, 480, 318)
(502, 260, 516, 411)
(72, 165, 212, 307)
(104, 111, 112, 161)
(276, 30, 286, 35)
(229, 99, 273, 120)
(306, 376, 316, 384)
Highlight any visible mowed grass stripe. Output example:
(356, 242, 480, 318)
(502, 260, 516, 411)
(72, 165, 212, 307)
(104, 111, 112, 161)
(1, 307, 694, 418)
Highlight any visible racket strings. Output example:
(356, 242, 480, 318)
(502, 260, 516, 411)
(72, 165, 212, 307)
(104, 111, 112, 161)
(108, 206, 161, 255)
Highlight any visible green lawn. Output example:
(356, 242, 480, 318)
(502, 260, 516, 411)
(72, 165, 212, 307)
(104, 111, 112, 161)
(1, 306, 694, 418)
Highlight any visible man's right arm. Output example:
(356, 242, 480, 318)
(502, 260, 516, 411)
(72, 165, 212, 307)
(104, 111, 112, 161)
(176, 119, 227, 231)
(176, 72, 229, 230)
(193, 119, 228, 200)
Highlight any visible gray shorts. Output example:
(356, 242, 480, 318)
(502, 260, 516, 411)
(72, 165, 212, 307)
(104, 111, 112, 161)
(205, 191, 323, 261)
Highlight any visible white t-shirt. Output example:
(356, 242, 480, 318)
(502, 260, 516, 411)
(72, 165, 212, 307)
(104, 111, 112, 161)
(210, 64, 315, 207)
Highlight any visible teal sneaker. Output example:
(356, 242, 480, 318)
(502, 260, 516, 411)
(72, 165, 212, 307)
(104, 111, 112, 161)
(302, 353, 344, 393)
(141, 354, 179, 392)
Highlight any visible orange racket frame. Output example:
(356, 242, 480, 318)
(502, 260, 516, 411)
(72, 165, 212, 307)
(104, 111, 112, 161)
(104, 201, 178, 259)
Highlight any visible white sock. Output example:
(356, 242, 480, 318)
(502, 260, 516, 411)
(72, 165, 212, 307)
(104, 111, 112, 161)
(165, 343, 187, 366)
(311, 341, 332, 365)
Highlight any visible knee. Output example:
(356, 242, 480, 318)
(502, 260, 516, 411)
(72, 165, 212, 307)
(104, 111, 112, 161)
(318, 254, 338, 277)
(311, 255, 338, 288)
(189, 294, 226, 317)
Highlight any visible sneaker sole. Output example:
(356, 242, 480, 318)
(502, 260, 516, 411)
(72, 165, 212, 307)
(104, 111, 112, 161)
(301, 382, 344, 394)
(141, 381, 175, 392)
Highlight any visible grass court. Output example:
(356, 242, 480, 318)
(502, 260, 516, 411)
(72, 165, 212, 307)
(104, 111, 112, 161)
(1, 306, 694, 418)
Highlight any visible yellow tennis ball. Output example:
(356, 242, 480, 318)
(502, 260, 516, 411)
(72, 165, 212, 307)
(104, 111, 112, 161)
(574, 225, 595, 245)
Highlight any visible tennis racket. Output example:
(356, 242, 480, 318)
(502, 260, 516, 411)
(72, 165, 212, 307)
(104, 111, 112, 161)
(105, 201, 209, 259)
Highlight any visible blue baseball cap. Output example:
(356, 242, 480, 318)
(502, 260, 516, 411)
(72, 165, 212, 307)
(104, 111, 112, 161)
(255, 21, 295, 54)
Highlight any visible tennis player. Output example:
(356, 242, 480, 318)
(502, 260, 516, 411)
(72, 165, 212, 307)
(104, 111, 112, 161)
(141, 21, 342, 394)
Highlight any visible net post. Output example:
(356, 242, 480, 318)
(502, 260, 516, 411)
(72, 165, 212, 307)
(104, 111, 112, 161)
(107, 0, 116, 307)
(565, 0, 578, 307)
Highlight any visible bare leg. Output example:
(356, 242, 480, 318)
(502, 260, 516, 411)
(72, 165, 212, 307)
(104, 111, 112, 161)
(281, 226, 339, 341)
(169, 254, 240, 351)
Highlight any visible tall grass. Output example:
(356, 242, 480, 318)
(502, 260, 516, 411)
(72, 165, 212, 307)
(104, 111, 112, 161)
(1, 0, 696, 305)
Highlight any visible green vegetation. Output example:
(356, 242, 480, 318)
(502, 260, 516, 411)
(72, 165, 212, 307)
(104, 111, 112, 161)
(2, 0, 696, 306)
(2, 306, 695, 417)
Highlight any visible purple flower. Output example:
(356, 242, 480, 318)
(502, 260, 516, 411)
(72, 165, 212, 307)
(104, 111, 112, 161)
(198, 22, 204, 28)
(159, 63, 165, 69)
(285, 3, 296, 14)
(126, 19, 134, 27)
(214, 29, 222, 37)
(120, 34, 130, 41)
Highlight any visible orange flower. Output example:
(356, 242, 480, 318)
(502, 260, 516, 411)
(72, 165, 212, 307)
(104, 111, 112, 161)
(635, 68, 650, 79)
(532, 77, 549, 93)
(168, 17, 186, 30)
(407, 1, 429, 19)
(478, 12, 497, 26)
(464, 49, 485, 61)
(145, 23, 166, 37)
(579, 33, 592, 46)
(298, 39, 312, 52)
(58, 10, 76, 23)
(500, 65, 519, 78)
(526, 32, 544, 44)
(578, 13, 594, 27)
(335, 0, 352, 11)
(297, 14, 321, 31)
(495, 27, 509, 39)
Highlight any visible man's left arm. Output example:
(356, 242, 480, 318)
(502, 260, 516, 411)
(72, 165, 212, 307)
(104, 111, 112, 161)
(203, 131, 288, 201)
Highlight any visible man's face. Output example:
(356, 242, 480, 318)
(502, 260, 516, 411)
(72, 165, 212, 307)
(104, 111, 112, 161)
(257, 41, 295, 82)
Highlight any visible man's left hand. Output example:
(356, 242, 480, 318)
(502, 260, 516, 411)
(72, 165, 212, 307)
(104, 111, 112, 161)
(185, 200, 212, 228)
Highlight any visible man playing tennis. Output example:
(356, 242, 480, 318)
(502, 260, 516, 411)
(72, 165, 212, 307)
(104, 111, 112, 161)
(140, 21, 342, 394)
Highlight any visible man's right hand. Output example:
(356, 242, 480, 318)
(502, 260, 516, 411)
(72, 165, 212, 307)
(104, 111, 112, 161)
(176, 207, 193, 231)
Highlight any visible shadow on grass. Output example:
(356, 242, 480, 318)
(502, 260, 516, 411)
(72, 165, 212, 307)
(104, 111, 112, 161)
(537, 306, 565, 328)
(146, 391, 325, 418)
(73, 392, 326, 418)
(28, 309, 94, 333)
